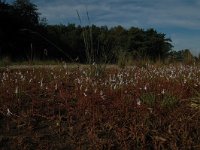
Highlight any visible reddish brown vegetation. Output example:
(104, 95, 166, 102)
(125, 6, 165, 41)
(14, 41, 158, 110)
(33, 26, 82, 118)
(0, 65, 200, 149)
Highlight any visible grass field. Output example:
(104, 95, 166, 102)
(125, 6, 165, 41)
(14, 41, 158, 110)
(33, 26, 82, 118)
(0, 64, 200, 149)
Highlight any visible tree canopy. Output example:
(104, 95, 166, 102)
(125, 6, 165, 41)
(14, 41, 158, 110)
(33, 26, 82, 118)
(0, 0, 177, 63)
(0, 0, 46, 60)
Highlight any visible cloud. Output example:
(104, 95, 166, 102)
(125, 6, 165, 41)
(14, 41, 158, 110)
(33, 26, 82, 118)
(145, 4, 200, 29)
(33, 0, 200, 30)
(6, 0, 200, 29)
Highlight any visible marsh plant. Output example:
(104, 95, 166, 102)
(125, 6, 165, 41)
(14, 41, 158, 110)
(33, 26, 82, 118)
(77, 10, 112, 77)
(0, 64, 200, 149)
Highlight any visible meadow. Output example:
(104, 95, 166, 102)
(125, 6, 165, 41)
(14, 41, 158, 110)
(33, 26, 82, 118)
(0, 64, 200, 149)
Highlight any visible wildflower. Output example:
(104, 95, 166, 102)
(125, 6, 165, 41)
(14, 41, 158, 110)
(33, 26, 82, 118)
(100, 90, 103, 96)
(184, 79, 187, 84)
(20, 75, 24, 80)
(63, 63, 67, 69)
(7, 108, 13, 116)
(161, 89, 165, 95)
(55, 84, 58, 90)
(40, 78, 43, 87)
(85, 109, 89, 115)
(144, 85, 147, 91)
(101, 95, 106, 100)
(15, 86, 18, 94)
(77, 78, 81, 84)
(29, 79, 32, 83)
(148, 107, 153, 113)
(80, 85, 82, 90)
(100, 90, 106, 99)
(136, 98, 141, 106)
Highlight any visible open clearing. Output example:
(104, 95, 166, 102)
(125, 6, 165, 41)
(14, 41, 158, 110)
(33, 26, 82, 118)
(0, 64, 200, 149)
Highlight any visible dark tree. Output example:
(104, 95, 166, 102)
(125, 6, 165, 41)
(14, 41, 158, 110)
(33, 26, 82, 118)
(13, 0, 39, 27)
(0, 0, 174, 63)
(145, 28, 173, 60)
(0, 1, 16, 57)
(0, 0, 47, 61)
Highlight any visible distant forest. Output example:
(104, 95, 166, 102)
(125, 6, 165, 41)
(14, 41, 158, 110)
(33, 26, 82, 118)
(0, 0, 196, 63)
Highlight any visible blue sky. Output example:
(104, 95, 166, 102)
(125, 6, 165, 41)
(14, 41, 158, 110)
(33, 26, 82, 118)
(6, 0, 200, 55)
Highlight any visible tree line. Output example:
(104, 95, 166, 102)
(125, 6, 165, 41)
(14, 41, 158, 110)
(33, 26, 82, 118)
(1, 0, 195, 63)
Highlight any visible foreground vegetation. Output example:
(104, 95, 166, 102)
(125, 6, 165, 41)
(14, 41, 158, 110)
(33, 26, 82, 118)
(1, 1, 199, 149)
(0, 64, 200, 149)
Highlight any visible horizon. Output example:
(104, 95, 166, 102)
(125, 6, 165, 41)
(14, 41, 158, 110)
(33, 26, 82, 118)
(6, 0, 200, 56)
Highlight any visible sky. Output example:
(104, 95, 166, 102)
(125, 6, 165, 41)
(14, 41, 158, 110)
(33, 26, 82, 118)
(6, 0, 200, 55)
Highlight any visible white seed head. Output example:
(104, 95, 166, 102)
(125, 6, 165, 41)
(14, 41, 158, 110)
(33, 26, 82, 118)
(136, 98, 141, 106)
(161, 89, 165, 95)
(7, 108, 12, 116)
(15, 86, 18, 94)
